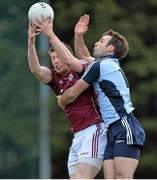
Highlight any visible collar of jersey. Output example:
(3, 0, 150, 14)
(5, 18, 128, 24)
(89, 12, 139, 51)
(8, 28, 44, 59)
(96, 55, 119, 65)
(100, 55, 116, 59)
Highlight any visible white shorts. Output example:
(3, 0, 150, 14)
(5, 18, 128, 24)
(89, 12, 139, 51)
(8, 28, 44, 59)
(68, 122, 107, 175)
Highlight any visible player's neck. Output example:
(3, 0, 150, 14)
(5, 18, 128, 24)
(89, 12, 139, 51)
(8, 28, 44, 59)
(61, 69, 70, 76)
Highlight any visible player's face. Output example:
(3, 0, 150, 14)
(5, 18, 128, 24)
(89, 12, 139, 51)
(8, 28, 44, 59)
(49, 51, 70, 74)
(93, 35, 114, 58)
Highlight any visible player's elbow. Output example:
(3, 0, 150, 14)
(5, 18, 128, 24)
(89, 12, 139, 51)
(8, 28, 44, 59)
(29, 67, 38, 75)
(30, 67, 41, 78)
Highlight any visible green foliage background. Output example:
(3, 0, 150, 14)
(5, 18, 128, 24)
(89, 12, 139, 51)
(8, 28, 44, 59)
(0, 0, 157, 178)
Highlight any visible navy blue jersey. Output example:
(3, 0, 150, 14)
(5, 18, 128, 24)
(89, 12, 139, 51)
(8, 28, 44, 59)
(82, 56, 134, 127)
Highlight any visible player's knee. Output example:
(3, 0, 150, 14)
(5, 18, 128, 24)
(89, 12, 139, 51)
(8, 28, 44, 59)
(75, 168, 97, 179)
(104, 171, 115, 179)
(115, 170, 133, 179)
(75, 170, 89, 179)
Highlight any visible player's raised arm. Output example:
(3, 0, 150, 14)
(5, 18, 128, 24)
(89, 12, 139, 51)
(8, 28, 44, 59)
(28, 22, 52, 83)
(74, 14, 95, 64)
(35, 17, 84, 73)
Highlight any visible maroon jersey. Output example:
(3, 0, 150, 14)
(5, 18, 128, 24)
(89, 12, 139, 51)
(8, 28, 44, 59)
(47, 66, 102, 133)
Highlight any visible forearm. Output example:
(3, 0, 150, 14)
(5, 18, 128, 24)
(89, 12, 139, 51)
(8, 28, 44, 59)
(28, 44, 41, 74)
(48, 31, 76, 65)
(59, 87, 78, 108)
(35, 19, 83, 72)
(59, 79, 89, 108)
(74, 34, 94, 63)
(47, 31, 83, 72)
(27, 23, 52, 82)
(74, 34, 90, 58)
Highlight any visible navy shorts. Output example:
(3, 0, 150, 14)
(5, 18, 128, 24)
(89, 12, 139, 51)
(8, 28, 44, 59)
(103, 113, 145, 160)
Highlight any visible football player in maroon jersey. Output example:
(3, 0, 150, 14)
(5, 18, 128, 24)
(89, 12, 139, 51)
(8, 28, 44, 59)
(28, 18, 107, 178)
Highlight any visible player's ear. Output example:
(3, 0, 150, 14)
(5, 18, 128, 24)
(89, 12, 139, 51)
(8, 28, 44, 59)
(107, 45, 114, 53)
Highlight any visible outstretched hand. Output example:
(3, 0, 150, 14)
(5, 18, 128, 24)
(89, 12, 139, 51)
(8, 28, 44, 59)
(34, 15, 53, 38)
(28, 22, 40, 45)
(74, 14, 90, 36)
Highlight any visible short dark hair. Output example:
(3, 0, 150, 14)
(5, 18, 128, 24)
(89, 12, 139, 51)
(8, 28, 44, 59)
(103, 29, 129, 59)
(48, 42, 73, 54)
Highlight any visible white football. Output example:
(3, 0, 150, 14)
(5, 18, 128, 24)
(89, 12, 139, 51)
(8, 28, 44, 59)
(28, 2, 54, 23)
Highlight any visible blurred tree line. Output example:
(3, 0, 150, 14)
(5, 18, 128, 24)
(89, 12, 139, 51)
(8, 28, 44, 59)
(0, 0, 157, 178)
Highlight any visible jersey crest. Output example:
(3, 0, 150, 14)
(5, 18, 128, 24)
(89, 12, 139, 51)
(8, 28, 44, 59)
(68, 73, 73, 81)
